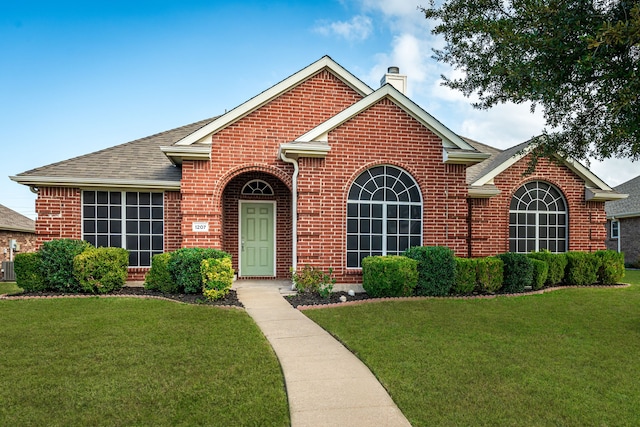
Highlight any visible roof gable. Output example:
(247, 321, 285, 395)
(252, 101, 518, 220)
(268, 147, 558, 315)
(173, 56, 373, 147)
(466, 138, 625, 201)
(285, 84, 488, 164)
(0, 204, 35, 233)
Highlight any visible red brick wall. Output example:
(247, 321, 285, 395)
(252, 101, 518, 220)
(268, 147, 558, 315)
(35, 187, 82, 247)
(179, 69, 364, 278)
(469, 156, 607, 257)
(297, 98, 469, 283)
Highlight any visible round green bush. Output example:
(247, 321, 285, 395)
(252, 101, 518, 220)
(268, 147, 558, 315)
(403, 246, 455, 296)
(362, 255, 418, 298)
(74, 247, 129, 294)
(40, 239, 93, 292)
(496, 252, 533, 293)
(145, 253, 175, 293)
(14, 252, 46, 292)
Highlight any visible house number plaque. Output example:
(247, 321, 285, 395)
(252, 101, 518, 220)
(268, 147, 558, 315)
(192, 222, 209, 232)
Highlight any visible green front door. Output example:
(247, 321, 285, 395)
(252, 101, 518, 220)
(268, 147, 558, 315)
(240, 202, 275, 277)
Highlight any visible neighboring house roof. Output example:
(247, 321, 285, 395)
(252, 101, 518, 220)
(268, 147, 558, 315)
(606, 174, 640, 218)
(0, 204, 35, 233)
(11, 117, 215, 190)
(463, 138, 625, 201)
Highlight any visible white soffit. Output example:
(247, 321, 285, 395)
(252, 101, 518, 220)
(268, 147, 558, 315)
(9, 175, 181, 190)
(173, 56, 373, 146)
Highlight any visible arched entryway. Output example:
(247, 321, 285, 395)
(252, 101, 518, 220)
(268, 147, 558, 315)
(221, 171, 292, 278)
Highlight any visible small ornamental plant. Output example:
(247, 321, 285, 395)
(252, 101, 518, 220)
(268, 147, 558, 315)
(201, 257, 234, 301)
(291, 265, 336, 298)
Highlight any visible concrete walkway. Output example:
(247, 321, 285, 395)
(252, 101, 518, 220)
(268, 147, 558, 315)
(234, 280, 411, 427)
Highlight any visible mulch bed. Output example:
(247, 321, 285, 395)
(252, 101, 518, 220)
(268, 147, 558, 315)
(2, 287, 243, 308)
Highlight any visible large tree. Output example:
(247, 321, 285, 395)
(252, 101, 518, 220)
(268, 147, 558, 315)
(421, 0, 640, 163)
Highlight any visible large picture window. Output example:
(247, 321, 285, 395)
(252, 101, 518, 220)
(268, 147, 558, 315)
(509, 181, 567, 253)
(346, 165, 422, 268)
(83, 191, 164, 267)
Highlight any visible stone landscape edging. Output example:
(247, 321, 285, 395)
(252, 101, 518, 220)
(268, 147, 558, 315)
(295, 283, 632, 311)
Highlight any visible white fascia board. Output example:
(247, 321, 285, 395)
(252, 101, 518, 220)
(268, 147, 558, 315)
(279, 142, 331, 159)
(296, 84, 477, 153)
(443, 148, 491, 165)
(585, 188, 628, 202)
(10, 175, 181, 190)
(173, 56, 373, 146)
(607, 211, 640, 219)
(468, 185, 502, 198)
(563, 157, 613, 190)
(160, 145, 210, 165)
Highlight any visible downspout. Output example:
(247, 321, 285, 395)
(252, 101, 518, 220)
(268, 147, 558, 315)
(280, 150, 298, 271)
(467, 199, 473, 258)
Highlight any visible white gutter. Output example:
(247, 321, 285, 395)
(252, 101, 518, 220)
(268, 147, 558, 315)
(279, 150, 299, 271)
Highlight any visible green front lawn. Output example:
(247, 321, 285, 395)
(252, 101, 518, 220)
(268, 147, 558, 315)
(306, 278, 640, 426)
(0, 282, 22, 295)
(0, 298, 289, 426)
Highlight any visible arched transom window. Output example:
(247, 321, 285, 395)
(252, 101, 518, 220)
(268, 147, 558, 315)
(241, 179, 274, 196)
(509, 181, 568, 253)
(347, 165, 422, 268)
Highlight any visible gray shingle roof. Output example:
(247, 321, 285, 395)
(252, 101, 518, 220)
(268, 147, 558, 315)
(606, 174, 640, 218)
(15, 117, 216, 183)
(0, 204, 35, 233)
(464, 138, 530, 185)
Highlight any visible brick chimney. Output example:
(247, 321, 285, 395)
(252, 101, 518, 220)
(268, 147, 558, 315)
(380, 66, 407, 94)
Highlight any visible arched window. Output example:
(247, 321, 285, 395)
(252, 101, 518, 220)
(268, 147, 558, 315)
(509, 181, 568, 253)
(346, 165, 422, 268)
(241, 179, 274, 196)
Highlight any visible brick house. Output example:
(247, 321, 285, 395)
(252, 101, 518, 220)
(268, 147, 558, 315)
(606, 175, 640, 266)
(0, 204, 36, 280)
(11, 56, 624, 283)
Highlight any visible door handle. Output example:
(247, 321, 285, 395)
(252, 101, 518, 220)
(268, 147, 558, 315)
(241, 240, 245, 251)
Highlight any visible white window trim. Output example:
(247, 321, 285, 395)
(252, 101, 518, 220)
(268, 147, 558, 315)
(81, 190, 164, 268)
(611, 220, 620, 239)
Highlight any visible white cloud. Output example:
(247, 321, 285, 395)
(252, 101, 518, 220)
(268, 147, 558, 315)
(314, 15, 373, 42)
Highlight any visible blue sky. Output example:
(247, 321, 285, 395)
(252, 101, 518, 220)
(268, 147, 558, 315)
(1, 0, 636, 219)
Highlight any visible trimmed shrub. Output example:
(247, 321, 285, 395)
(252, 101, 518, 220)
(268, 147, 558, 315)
(40, 239, 93, 292)
(74, 247, 129, 294)
(201, 257, 235, 301)
(145, 253, 174, 293)
(291, 265, 335, 298)
(362, 255, 418, 298)
(168, 248, 231, 294)
(496, 252, 533, 293)
(530, 259, 549, 290)
(403, 246, 456, 296)
(565, 252, 601, 286)
(476, 257, 504, 293)
(453, 258, 476, 295)
(14, 252, 46, 292)
(527, 251, 567, 286)
(594, 250, 625, 285)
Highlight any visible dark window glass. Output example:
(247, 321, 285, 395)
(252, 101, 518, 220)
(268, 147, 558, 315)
(97, 191, 108, 204)
(127, 236, 138, 250)
(97, 206, 108, 219)
(84, 220, 95, 233)
(126, 192, 137, 205)
(126, 221, 138, 234)
(110, 206, 122, 219)
(110, 192, 121, 204)
(83, 206, 95, 219)
(140, 221, 151, 234)
(139, 193, 151, 205)
(129, 252, 138, 266)
(126, 207, 137, 219)
(84, 191, 95, 204)
(152, 193, 163, 205)
(110, 235, 122, 248)
(96, 235, 109, 247)
(347, 203, 358, 217)
(152, 207, 163, 220)
(140, 236, 150, 251)
(152, 236, 163, 251)
(97, 220, 108, 233)
(152, 221, 163, 234)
